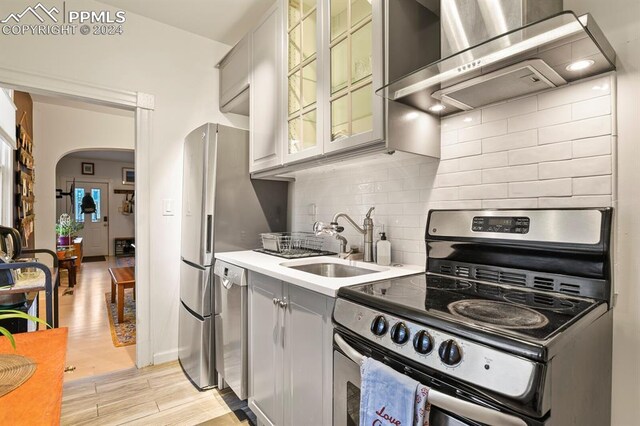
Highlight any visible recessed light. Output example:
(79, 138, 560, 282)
(428, 104, 446, 113)
(566, 59, 595, 72)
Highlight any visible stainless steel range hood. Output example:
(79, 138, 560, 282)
(377, 9, 616, 116)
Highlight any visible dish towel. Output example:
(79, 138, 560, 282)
(359, 357, 432, 426)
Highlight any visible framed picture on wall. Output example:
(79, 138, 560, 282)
(81, 162, 94, 175)
(122, 167, 135, 185)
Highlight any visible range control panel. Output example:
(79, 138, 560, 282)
(471, 216, 530, 234)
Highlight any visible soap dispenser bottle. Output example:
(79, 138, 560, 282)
(376, 227, 391, 266)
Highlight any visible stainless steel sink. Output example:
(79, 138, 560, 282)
(286, 262, 378, 278)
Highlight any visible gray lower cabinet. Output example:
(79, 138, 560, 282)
(248, 271, 334, 426)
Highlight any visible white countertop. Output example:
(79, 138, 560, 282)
(215, 250, 424, 297)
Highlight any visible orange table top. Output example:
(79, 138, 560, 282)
(108, 266, 135, 285)
(0, 328, 68, 425)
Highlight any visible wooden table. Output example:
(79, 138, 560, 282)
(108, 267, 135, 323)
(0, 328, 68, 425)
(58, 256, 78, 288)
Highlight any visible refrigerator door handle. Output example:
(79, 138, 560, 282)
(206, 214, 213, 254)
(181, 257, 207, 271)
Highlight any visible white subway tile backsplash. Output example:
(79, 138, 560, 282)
(436, 159, 460, 174)
(458, 120, 507, 142)
(572, 95, 611, 120)
(482, 198, 538, 209)
(509, 179, 572, 198)
(459, 152, 508, 171)
(441, 110, 482, 131)
(508, 104, 571, 132)
(442, 131, 459, 146)
(430, 187, 459, 201)
(538, 115, 611, 145)
(537, 76, 611, 110)
(434, 170, 482, 187)
(459, 183, 508, 200)
(291, 75, 615, 266)
(482, 164, 538, 183)
(482, 129, 537, 153)
(482, 97, 538, 122)
(538, 195, 612, 208)
(573, 176, 612, 195)
(538, 156, 611, 179)
(572, 135, 612, 158)
(441, 140, 482, 159)
(509, 142, 572, 165)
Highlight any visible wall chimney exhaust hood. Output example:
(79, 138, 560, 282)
(377, 11, 616, 116)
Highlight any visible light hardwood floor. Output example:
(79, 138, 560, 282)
(61, 361, 250, 425)
(41, 258, 136, 382)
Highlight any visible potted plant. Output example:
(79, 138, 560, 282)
(55, 216, 83, 247)
(0, 310, 48, 349)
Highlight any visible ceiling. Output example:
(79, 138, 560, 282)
(66, 150, 135, 163)
(96, 0, 275, 45)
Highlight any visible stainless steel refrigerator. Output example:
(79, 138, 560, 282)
(179, 123, 287, 389)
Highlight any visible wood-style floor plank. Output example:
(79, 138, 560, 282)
(62, 362, 249, 425)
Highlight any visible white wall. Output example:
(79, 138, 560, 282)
(56, 156, 135, 256)
(293, 74, 615, 265)
(563, 1, 640, 424)
(0, 0, 242, 363)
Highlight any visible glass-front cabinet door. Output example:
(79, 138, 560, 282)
(323, 0, 383, 153)
(285, 0, 324, 162)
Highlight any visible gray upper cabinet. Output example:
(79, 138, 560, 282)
(218, 35, 250, 115)
(250, 3, 285, 173)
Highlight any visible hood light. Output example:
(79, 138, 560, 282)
(566, 59, 595, 72)
(428, 104, 446, 113)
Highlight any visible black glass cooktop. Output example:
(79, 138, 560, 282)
(338, 273, 601, 343)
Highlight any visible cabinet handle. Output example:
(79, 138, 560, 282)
(279, 299, 288, 309)
(273, 298, 280, 305)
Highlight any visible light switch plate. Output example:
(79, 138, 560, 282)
(162, 199, 174, 216)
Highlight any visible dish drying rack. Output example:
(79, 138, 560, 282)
(256, 232, 335, 259)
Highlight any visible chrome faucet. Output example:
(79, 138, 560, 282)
(313, 207, 375, 262)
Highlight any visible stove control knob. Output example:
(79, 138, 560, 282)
(390, 322, 410, 345)
(438, 340, 462, 365)
(370, 315, 388, 336)
(413, 330, 433, 354)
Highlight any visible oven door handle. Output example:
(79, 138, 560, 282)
(334, 334, 527, 426)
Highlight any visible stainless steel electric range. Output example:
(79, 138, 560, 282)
(333, 208, 613, 426)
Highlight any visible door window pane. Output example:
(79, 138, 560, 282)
(302, 61, 317, 108)
(351, 83, 373, 135)
(302, 11, 317, 60)
(288, 71, 301, 115)
(351, 22, 373, 84)
(288, 117, 302, 154)
(331, 39, 348, 94)
(331, 95, 349, 141)
(302, 109, 317, 150)
(74, 188, 85, 223)
(351, 0, 371, 26)
(91, 188, 101, 223)
(331, 0, 348, 41)
(288, 24, 301, 71)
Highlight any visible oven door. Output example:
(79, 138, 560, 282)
(333, 331, 536, 426)
(334, 350, 473, 426)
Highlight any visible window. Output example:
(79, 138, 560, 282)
(75, 187, 101, 223)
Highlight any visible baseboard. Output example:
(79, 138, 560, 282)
(153, 349, 178, 365)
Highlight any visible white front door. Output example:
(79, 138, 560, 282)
(70, 181, 109, 257)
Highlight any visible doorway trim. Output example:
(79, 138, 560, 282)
(0, 65, 154, 367)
